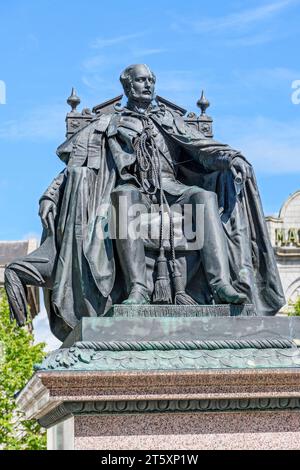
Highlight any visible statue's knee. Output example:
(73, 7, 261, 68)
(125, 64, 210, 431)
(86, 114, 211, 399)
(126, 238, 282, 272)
(4, 259, 28, 285)
(4, 263, 19, 286)
(111, 186, 141, 204)
(191, 190, 217, 205)
(4, 262, 17, 276)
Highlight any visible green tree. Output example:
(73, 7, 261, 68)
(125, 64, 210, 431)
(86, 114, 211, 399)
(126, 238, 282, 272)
(0, 288, 47, 449)
(288, 296, 300, 316)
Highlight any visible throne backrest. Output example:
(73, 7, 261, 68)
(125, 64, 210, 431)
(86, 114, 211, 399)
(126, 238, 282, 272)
(65, 89, 214, 140)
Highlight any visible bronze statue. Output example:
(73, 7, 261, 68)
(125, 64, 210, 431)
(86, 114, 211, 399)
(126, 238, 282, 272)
(4, 64, 285, 341)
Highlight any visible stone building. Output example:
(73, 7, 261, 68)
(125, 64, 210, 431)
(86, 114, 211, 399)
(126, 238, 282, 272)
(266, 190, 300, 311)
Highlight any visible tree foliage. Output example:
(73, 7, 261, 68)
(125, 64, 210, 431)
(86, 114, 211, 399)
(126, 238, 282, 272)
(288, 296, 300, 316)
(0, 289, 47, 449)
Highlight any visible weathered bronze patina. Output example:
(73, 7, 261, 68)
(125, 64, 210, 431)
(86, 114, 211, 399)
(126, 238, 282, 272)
(5, 64, 285, 341)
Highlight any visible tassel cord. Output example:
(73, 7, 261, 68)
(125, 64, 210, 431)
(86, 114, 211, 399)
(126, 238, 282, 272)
(133, 114, 192, 304)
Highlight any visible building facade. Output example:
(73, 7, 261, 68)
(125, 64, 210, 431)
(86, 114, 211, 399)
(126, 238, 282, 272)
(266, 190, 300, 311)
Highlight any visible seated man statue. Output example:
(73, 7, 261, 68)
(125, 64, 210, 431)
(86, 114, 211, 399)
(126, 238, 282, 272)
(5, 64, 285, 342)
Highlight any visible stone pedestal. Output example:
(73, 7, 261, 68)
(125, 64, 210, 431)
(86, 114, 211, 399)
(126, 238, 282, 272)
(17, 369, 300, 450)
(16, 310, 300, 450)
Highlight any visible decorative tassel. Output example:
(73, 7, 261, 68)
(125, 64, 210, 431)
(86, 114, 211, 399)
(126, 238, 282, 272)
(172, 268, 198, 305)
(153, 247, 172, 304)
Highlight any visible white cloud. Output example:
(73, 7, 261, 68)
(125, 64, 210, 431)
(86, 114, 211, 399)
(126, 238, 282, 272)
(182, 66, 300, 109)
(0, 104, 66, 141)
(82, 53, 136, 74)
(81, 31, 168, 98)
(91, 32, 147, 49)
(153, 70, 209, 111)
(155, 70, 198, 92)
(170, 0, 298, 47)
(222, 66, 300, 99)
(21, 232, 41, 242)
(216, 115, 300, 174)
(82, 55, 110, 71)
(224, 30, 276, 47)
(81, 74, 121, 96)
(131, 48, 168, 57)
(173, 0, 297, 34)
(239, 67, 300, 85)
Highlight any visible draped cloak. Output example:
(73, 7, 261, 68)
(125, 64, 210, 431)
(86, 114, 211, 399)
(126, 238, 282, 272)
(36, 105, 285, 341)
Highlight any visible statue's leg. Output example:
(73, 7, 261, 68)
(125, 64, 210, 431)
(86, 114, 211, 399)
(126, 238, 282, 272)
(4, 237, 56, 325)
(111, 185, 150, 305)
(185, 189, 247, 304)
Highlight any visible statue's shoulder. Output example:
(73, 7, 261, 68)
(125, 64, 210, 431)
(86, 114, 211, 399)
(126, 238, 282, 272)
(107, 111, 130, 137)
(68, 112, 114, 141)
(155, 95, 187, 129)
(155, 96, 205, 138)
(92, 112, 114, 133)
(56, 113, 114, 162)
(156, 95, 186, 118)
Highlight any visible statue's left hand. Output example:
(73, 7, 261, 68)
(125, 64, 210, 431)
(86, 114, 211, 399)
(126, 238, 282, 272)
(39, 199, 57, 231)
(230, 156, 252, 182)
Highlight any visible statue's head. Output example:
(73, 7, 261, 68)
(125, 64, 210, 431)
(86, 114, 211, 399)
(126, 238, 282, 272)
(120, 64, 156, 103)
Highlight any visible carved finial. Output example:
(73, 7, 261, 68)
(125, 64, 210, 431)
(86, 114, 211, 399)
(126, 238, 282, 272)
(67, 87, 81, 113)
(197, 90, 210, 116)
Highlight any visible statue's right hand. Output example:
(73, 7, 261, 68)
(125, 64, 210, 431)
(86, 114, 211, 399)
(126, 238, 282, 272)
(39, 199, 57, 230)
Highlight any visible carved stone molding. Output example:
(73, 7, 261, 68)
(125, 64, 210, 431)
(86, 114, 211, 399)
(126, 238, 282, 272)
(39, 396, 300, 428)
(35, 344, 300, 372)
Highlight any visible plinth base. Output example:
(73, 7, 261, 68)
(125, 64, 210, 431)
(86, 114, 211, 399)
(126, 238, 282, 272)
(18, 368, 300, 450)
(49, 412, 300, 450)
(17, 312, 300, 450)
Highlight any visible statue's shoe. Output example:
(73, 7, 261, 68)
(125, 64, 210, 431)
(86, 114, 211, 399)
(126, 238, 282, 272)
(122, 286, 150, 305)
(214, 285, 247, 305)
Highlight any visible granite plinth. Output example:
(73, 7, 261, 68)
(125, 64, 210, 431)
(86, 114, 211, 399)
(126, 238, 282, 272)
(18, 307, 300, 449)
(72, 412, 300, 450)
(17, 369, 300, 450)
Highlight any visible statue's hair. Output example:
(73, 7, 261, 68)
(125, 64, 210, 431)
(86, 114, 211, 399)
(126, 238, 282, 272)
(120, 64, 156, 96)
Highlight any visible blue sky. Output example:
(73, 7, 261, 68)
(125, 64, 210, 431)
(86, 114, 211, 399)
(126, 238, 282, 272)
(1, 0, 300, 242)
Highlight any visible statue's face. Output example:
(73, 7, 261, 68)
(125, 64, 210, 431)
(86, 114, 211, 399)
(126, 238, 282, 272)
(128, 65, 155, 102)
